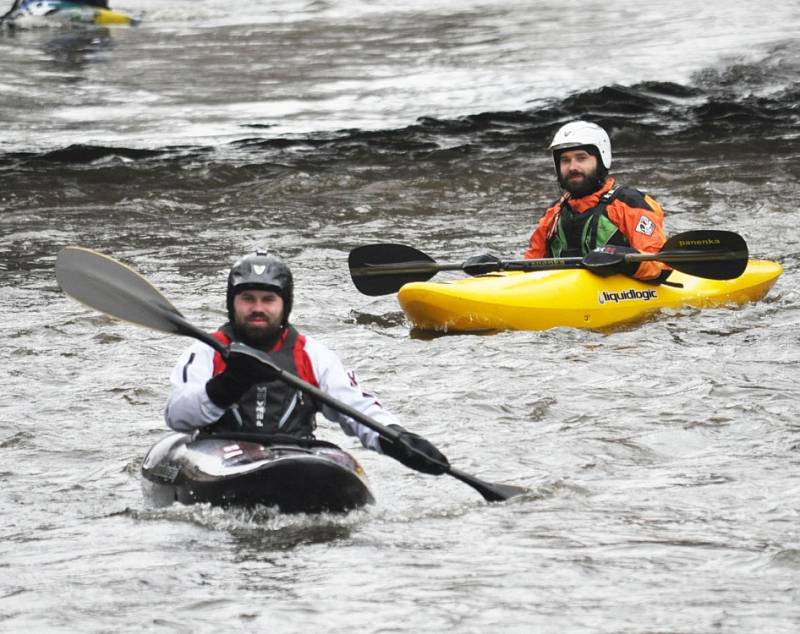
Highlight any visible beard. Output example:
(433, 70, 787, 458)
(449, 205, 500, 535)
(559, 165, 603, 197)
(232, 313, 283, 348)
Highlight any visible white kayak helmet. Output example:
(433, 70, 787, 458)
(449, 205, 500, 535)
(548, 120, 612, 176)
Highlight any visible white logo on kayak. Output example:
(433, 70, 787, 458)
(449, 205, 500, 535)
(598, 289, 658, 305)
(636, 215, 655, 235)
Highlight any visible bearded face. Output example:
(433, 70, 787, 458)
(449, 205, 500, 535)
(556, 148, 604, 197)
(231, 289, 285, 348)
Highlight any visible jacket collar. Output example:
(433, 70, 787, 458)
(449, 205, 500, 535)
(563, 177, 615, 213)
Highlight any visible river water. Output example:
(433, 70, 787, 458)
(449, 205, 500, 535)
(2, 1, 800, 632)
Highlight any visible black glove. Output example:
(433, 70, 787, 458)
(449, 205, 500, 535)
(206, 345, 281, 408)
(463, 253, 502, 276)
(379, 425, 449, 475)
(583, 245, 640, 277)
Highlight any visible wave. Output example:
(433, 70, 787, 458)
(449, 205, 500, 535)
(2, 40, 797, 174)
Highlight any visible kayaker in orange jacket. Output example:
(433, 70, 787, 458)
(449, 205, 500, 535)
(526, 120, 669, 280)
(465, 120, 670, 281)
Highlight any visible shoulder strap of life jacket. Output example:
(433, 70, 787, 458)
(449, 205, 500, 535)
(583, 184, 623, 252)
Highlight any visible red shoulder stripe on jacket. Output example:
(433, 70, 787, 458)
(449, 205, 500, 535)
(293, 333, 319, 387)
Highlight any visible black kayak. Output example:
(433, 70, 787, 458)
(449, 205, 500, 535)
(141, 432, 375, 513)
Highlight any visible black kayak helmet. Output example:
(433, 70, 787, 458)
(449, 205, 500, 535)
(226, 250, 294, 326)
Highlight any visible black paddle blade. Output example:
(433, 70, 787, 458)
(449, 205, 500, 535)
(348, 243, 439, 296)
(447, 467, 529, 502)
(55, 247, 218, 349)
(659, 230, 749, 280)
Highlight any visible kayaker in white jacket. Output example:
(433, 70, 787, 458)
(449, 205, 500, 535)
(165, 250, 449, 475)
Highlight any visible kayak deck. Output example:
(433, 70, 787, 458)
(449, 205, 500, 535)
(397, 259, 782, 332)
(142, 432, 375, 513)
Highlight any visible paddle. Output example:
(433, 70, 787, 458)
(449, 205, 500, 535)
(349, 230, 749, 296)
(55, 246, 527, 503)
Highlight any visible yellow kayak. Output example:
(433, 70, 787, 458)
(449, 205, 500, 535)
(397, 259, 783, 332)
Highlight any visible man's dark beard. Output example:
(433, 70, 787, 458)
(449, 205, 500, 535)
(232, 319, 283, 349)
(559, 166, 604, 197)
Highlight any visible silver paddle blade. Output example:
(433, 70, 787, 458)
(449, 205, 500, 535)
(55, 246, 185, 333)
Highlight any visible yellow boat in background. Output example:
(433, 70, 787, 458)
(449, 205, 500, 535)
(2, 1, 138, 28)
(93, 6, 134, 25)
(397, 260, 783, 332)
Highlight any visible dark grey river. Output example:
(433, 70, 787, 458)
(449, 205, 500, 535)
(1, 1, 799, 632)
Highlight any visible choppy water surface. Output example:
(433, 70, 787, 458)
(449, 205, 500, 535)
(2, 1, 800, 632)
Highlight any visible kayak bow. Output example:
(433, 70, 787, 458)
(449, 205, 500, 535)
(142, 432, 375, 513)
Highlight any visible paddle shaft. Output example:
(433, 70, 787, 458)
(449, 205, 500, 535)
(352, 245, 746, 277)
(165, 316, 518, 501)
(134, 306, 410, 447)
(499, 249, 746, 271)
(349, 230, 749, 295)
(55, 247, 524, 502)
(222, 341, 516, 501)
